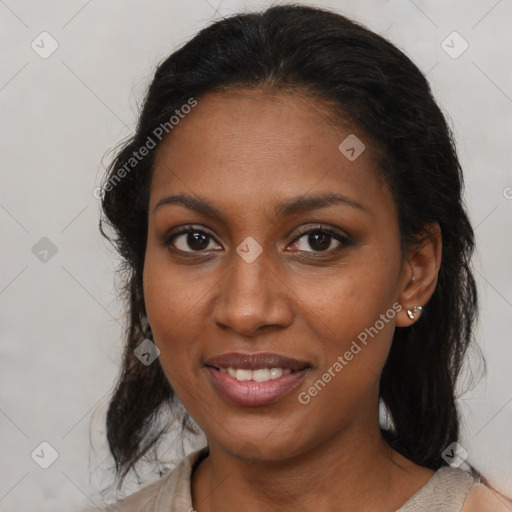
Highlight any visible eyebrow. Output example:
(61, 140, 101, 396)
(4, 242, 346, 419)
(154, 192, 366, 219)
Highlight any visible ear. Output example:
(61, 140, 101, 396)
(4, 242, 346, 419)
(395, 222, 442, 327)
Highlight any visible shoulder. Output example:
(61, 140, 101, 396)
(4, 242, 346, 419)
(102, 473, 173, 512)
(76, 475, 168, 512)
(100, 446, 209, 512)
(398, 466, 473, 511)
(461, 483, 512, 512)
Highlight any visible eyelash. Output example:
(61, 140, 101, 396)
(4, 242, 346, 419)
(164, 224, 351, 256)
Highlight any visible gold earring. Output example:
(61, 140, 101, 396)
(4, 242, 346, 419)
(406, 306, 423, 320)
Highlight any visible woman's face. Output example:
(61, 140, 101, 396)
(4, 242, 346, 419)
(143, 89, 411, 461)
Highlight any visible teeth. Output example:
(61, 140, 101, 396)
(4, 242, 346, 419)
(270, 368, 283, 379)
(252, 368, 270, 382)
(234, 369, 252, 381)
(222, 367, 292, 382)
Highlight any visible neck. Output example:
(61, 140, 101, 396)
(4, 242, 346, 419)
(191, 421, 434, 512)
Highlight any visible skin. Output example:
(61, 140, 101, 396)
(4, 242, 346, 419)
(143, 88, 443, 511)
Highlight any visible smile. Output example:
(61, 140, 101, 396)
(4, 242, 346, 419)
(204, 352, 311, 407)
(220, 367, 292, 381)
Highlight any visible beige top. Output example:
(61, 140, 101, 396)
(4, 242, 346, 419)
(94, 447, 510, 512)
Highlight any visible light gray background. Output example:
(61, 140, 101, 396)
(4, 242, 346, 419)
(1, 0, 511, 510)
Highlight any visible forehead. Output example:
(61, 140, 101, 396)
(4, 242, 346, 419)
(150, 89, 392, 217)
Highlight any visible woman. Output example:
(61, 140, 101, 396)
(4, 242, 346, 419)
(96, 4, 510, 511)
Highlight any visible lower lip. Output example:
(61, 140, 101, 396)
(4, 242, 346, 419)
(206, 367, 310, 407)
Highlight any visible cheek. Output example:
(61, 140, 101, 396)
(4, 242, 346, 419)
(142, 251, 207, 379)
(292, 252, 400, 341)
(293, 249, 401, 388)
(295, 287, 397, 427)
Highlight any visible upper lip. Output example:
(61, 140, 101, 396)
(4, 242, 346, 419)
(204, 352, 310, 371)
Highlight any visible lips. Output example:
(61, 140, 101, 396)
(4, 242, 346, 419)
(204, 352, 310, 371)
(204, 352, 311, 407)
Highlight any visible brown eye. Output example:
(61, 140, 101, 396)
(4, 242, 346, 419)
(305, 231, 332, 251)
(290, 226, 349, 254)
(166, 228, 220, 252)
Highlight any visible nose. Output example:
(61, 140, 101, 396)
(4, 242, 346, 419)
(211, 247, 293, 337)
